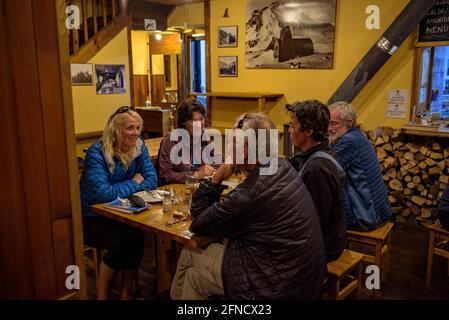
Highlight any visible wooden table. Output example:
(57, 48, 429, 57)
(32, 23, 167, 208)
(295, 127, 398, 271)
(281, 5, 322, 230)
(145, 137, 164, 164)
(90, 184, 211, 294)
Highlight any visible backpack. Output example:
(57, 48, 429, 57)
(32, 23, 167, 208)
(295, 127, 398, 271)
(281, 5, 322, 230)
(298, 151, 345, 179)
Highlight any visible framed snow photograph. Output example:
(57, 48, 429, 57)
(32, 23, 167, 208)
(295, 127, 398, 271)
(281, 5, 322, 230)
(218, 25, 238, 47)
(246, 0, 336, 69)
(218, 56, 238, 77)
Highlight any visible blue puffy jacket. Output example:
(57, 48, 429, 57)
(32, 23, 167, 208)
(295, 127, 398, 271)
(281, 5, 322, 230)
(332, 128, 392, 231)
(80, 138, 158, 216)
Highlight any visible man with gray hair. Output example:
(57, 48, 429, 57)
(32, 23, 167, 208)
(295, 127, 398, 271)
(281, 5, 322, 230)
(328, 101, 392, 231)
(170, 113, 326, 300)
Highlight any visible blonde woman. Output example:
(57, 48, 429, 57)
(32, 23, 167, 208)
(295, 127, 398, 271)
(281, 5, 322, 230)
(80, 106, 157, 300)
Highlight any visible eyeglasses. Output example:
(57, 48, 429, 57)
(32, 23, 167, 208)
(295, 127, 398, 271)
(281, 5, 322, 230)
(108, 106, 135, 123)
(236, 114, 248, 129)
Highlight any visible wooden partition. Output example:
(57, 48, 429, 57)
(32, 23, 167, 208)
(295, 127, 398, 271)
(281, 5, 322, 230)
(0, 0, 84, 299)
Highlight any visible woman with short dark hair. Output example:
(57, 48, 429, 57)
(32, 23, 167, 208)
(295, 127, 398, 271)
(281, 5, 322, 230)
(158, 98, 219, 184)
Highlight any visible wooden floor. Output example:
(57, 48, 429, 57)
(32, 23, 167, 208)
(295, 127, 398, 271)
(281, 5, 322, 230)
(86, 223, 449, 300)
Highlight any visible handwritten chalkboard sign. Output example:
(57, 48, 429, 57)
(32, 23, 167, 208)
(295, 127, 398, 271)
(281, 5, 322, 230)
(418, 0, 449, 43)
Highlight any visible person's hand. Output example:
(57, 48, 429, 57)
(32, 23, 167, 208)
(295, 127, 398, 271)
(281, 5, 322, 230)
(203, 165, 216, 177)
(212, 163, 235, 184)
(133, 173, 144, 184)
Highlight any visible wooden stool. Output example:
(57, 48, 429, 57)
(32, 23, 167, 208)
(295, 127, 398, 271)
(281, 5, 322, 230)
(346, 222, 394, 299)
(426, 223, 449, 287)
(84, 246, 103, 287)
(327, 249, 364, 300)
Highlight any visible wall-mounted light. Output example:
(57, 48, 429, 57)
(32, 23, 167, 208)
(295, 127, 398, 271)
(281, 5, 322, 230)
(223, 8, 229, 18)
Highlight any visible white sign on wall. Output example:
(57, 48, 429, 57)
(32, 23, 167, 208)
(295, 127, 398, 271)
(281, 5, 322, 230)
(388, 89, 408, 104)
(387, 89, 408, 119)
(386, 103, 406, 119)
(145, 18, 157, 31)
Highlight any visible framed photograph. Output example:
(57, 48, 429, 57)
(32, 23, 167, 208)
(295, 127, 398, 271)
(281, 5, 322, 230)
(246, 0, 337, 69)
(95, 64, 126, 94)
(70, 63, 93, 85)
(218, 25, 238, 47)
(218, 56, 238, 77)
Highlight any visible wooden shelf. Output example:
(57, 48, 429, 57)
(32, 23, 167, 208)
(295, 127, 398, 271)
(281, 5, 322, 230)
(401, 124, 449, 138)
(190, 91, 284, 113)
(191, 92, 284, 99)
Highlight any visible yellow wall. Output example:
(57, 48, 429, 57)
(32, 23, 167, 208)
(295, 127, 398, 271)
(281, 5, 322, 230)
(166, 54, 178, 91)
(152, 54, 165, 75)
(72, 28, 131, 134)
(131, 31, 149, 75)
(209, 0, 414, 130)
(168, 2, 205, 28)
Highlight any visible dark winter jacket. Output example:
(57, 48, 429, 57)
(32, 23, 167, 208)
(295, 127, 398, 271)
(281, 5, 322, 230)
(190, 158, 326, 300)
(332, 128, 392, 231)
(291, 142, 347, 262)
(80, 138, 157, 216)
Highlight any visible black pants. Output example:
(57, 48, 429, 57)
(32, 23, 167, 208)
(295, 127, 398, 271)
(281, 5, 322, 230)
(83, 215, 144, 270)
(440, 213, 449, 230)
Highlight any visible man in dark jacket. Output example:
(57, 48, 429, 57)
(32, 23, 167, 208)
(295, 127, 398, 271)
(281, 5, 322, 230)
(286, 100, 346, 262)
(328, 101, 392, 231)
(170, 113, 326, 300)
(438, 183, 449, 230)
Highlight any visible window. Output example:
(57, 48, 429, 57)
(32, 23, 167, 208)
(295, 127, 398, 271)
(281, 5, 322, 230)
(415, 45, 449, 119)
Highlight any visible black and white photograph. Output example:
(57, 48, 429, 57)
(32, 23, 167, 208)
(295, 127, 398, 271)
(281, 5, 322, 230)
(218, 56, 238, 77)
(95, 64, 126, 94)
(70, 63, 93, 85)
(218, 25, 238, 47)
(246, 0, 336, 69)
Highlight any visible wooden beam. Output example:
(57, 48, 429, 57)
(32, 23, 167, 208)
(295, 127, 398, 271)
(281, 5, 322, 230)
(102, 0, 107, 26)
(93, 0, 98, 33)
(112, 0, 116, 17)
(82, 0, 88, 42)
(70, 14, 128, 62)
(127, 16, 134, 106)
(204, 0, 211, 126)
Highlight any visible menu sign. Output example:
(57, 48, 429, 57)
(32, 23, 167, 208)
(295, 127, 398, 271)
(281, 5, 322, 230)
(418, 0, 449, 43)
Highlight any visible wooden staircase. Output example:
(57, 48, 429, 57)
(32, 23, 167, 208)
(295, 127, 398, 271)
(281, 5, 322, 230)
(68, 0, 127, 62)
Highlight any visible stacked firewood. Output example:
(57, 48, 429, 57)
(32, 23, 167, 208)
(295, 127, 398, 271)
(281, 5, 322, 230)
(365, 128, 447, 226)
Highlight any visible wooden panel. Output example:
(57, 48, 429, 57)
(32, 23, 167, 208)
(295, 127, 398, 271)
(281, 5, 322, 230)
(148, 34, 181, 55)
(133, 75, 149, 107)
(6, 0, 57, 299)
(34, 0, 72, 220)
(151, 74, 166, 103)
(53, 218, 76, 298)
(130, 3, 172, 31)
(0, 2, 34, 299)
(56, 0, 88, 299)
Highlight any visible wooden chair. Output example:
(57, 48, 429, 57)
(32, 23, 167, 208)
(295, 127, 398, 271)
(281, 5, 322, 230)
(426, 223, 449, 287)
(326, 249, 364, 300)
(346, 222, 394, 299)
